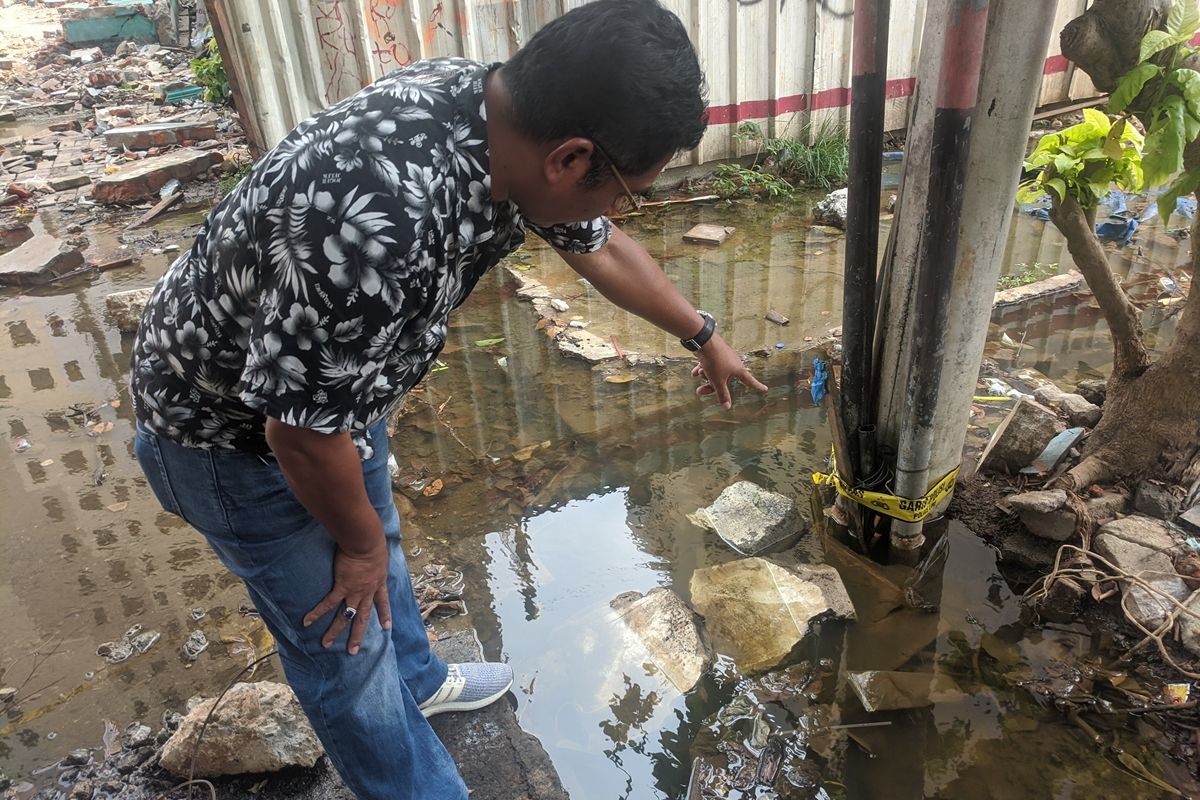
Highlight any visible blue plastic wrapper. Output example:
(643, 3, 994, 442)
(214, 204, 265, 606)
(811, 358, 828, 405)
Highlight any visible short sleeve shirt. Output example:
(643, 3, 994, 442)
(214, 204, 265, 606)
(131, 58, 610, 458)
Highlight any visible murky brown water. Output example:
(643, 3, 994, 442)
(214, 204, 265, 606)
(1, 194, 1192, 797)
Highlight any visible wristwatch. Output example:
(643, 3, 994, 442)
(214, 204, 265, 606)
(681, 311, 716, 352)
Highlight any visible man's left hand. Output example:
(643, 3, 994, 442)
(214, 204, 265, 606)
(691, 334, 768, 408)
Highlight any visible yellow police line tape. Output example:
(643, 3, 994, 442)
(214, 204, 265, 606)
(812, 457, 960, 523)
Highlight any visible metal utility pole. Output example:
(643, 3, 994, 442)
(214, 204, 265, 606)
(840, 0, 890, 483)
(873, 0, 1058, 562)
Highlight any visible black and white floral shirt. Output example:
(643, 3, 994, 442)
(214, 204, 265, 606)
(132, 58, 610, 457)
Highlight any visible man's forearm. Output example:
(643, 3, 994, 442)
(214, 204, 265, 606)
(265, 418, 385, 556)
(559, 226, 707, 341)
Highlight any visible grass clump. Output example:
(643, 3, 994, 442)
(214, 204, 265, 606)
(707, 121, 850, 199)
(996, 262, 1058, 291)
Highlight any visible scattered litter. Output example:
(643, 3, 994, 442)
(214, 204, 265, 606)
(604, 373, 635, 384)
(131, 630, 161, 653)
(568, 320, 588, 329)
(765, 310, 789, 325)
(106, 501, 129, 512)
(683, 223, 735, 246)
(496, 356, 508, 370)
(159, 178, 181, 199)
(550, 298, 570, 312)
(474, 338, 504, 347)
(102, 719, 122, 757)
(1164, 683, 1191, 705)
(775, 342, 785, 350)
(811, 358, 828, 405)
(412, 564, 467, 621)
(39, 458, 54, 467)
(387, 453, 400, 480)
(14, 438, 31, 453)
(182, 630, 209, 660)
(190, 607, 206, 621)
(422, 479, 444, 498)
(96, 640, 134, 664)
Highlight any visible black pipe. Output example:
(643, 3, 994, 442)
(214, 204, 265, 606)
(840, 0, 890, 480)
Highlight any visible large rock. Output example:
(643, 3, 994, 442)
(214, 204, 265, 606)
(812, 188, 848, 229)
(1093, 516, 1189, 630)
(688, 481, 803, 555)
(690, 558, 854, 673)
(92, 148, 223, 204)
(1075, 378, 1106, 406)
(610, 588, 711, 692)
(1005, 489, 1075, 542)
(1134, 481, 1181, 521)
(1054, 393, 1102, 428)
(977, 399, 1064, 474)
(105, 287, 153, 333)
(0, 223, 84, 287)
(159, 681, 323, 777)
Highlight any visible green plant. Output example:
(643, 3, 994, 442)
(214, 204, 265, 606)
(711, 162, 794, 198)
(219, 162, 252, 196)
(1016, 108, 1144, 208)
(707, 121, 849, 199)
(190, 34, 230, 105)
(996, 262, 1058, 291)
(1108, 0, 1200, 220)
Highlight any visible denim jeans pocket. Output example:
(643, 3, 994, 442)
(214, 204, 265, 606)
(133, 428, 182, 516)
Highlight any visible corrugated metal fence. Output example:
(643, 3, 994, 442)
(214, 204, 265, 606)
(213, 0, 1097, 163)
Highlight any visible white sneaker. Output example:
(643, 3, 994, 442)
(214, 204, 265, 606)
(419, 662, 514, 718)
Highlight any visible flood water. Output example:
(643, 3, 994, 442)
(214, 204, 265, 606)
(0, 193, 1193, 797)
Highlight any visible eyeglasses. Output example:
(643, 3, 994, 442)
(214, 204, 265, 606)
(591, 140, 642, 215)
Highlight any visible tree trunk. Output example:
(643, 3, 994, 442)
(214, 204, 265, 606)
(1043, 0, 1200, 489)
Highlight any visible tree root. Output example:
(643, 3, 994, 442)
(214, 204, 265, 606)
(1025, 544, 1200, 680)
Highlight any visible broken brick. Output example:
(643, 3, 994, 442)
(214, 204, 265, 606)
(103, 121, 217, 151)
(91, 148, 223, 204)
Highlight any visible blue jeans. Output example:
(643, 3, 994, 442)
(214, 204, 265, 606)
(134, 420, 466, 800)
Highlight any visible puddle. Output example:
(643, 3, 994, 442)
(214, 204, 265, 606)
(0, 195, 1192, 796)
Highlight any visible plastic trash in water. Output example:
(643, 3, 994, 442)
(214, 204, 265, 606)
(1020, 427, 1086, 476)
(1100, 189, 1129, 217)
(811, 358, 828, 405)
(775, 342, 786, 350)
(1160, 275, 1182, 294)
(159, 178, 181, 199)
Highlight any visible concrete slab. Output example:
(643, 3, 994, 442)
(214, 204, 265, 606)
(92, 148, 223, 204)
(104, 121, 218, 150)
(0, 219, 84, 287)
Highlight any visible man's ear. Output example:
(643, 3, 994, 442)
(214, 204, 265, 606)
(544, 137, 595, 186)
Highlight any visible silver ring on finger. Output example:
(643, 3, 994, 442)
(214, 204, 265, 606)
(342, 606, 357, 620)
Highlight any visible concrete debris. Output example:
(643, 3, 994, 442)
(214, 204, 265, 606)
(159, 681, 324, 777)
(92, 147, 223, 204)
(977, 398, 1064, 474)
(993, 270, 1084, 307)
(812, 187, 848, 229)
(47, 173, 90, 191)
(1134, 481, 1182, 522)
(688, 480, 804, 555)
(610, 588, 712, 693)
(847, 670, 963, 712)
(105, 287, 153, 333)
(103, 119, 218, 150)
(682, 223, 735, 245)
(690, 558, 854, 674)
(1093, 516, 1189, 630)
(1055, 393, 1102, 428)
(0, 220, 84, 286)
(1004, 489, 1076, 542)
(555, 327, 619, 363)
(1181, 504, 1200, 535)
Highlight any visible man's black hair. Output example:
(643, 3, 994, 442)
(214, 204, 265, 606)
(501, 0, 708, 186)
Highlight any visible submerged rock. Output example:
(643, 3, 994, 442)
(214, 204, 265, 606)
(105, 287, 153, 333)
(159, 681, 323, 777)
(610, 588, 711, 692)
(847, 670, 962, 712)
(688, 481, 804, 555)
(812, 188, 848, 229)
(1093, 516, 1189, 630)
(690, 558, 854, 673)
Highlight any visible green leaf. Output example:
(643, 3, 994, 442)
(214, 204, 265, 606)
(1167, 0, 1200, 39)
(474, 337, 505, 347)
(1158, 169, 1200, 221)
(1143, 105, 1187, 186)
(1046, 178, 1068, 202)
(1109, 63, 1160, 113)
(1103, 117, 1126, 158)
(1080, 107, 1113, 135)
(1015, 182, 1046, 204)
(1052, 153, 1076, 174)
(1140, 29, 1192, 62)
